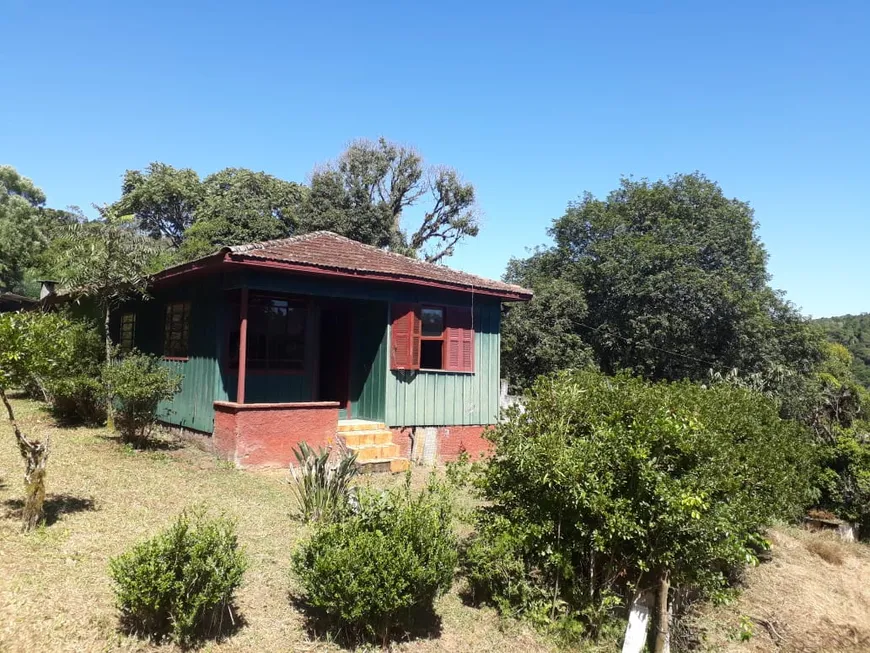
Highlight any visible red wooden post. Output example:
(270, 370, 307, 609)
(236, 287, 249, 404)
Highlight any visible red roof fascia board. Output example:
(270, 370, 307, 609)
(223, 255, 531, 300)
(150, 252, 228, 285)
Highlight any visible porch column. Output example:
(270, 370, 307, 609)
(236, 287, 249, 404)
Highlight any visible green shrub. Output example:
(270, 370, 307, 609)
(48, 374, 107, 424)
(103, 352, 181, 444)
(109, 509, 248, 647)
(289, 442, 358, 523)
(292, 476, 457, 644)
(0, 311, 103, 401)
(816, 426, 870, 531)
(464, 370, 815, 635)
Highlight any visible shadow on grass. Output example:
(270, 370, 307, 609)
(3, 493, 96, 526)
(97, 434, 183, 452)
(117, 603, 246, 651)
(289, 594, 443, 649)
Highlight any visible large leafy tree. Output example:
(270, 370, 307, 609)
(504, 173, 823, 387)
(0, 166, 86, 295)
(179, 168, 306, 259)
(116, 162, 202, 246)
(0, 166, 46, 291)
(302, 138, 479, 262)
(501, 277, 594, 391)
(813, 313, 870, 388)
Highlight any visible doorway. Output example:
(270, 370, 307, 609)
(318, 307, 352, 414)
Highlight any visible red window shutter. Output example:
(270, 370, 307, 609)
(390, 303, 421, 370)
(446, 307, 474, 372)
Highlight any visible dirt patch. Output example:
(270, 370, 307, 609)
(691, 526, 870, 652)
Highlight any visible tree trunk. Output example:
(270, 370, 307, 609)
(1, 387, 50, 532)
(653, 571, 670, 653)
(104, 302, 115, 431)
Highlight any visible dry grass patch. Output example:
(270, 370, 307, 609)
(690, 525, 870, 652)
(0, 397, 556, 653)
(805, 537, 847, 566)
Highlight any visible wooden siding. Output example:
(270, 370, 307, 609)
(116, 280, 222, 434)
(114, 268, 503, 433)
(386, 301, 501, 427)
(350, 301, 388, 422)
(222, 373, 311, 403)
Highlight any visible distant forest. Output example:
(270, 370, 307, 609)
(814, 313, 870, 387)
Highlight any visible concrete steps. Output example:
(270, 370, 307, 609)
(337, 420, 409, 474)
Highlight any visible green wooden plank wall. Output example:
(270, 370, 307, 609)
(116, 279, 222, 434)
(350, 301, 388, 422)
(385, 301, 501, 427)
(222, 373, 311, 403)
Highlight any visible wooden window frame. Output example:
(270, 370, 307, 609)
(119, 312, 136, 353)
(390, 303, 474, 374)
(227, 292, 308, 375)
(419, 305, 447, 371)
(163, 301, 191, 361)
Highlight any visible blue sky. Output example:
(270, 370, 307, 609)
(3, 0, 868, 317)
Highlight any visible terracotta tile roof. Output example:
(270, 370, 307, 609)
(224, 231, 531, 300)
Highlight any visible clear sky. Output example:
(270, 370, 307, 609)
(2, 1, 868, 317)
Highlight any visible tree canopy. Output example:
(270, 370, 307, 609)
(503, 173, 824, 387)
(0, 166, 46, 292)
(109, 138, 479, 264)
(0, 166, 82, 294)
(813, 313, 870, 388)
(179, 168, 307, 259)
(116, 162, 202, 246)
(303, 138, 479, 262)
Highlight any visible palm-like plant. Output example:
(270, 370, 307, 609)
(289, 442, 358, 523)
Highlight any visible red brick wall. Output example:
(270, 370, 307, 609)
(213, 401, 339, 468)
(391, 425, 494, 463)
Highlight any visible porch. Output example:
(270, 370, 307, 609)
(211, 287, 405, 469)
(219, 287, 388, 422)
(212, 403, 410, 471)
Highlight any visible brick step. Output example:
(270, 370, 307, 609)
(348, 443, 400, 461)
(337, 420, 387, 433)
(356, 458, 410, 474)
(340, 430, 394, 447)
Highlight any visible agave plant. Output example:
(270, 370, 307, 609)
(289, 441, 359, 523)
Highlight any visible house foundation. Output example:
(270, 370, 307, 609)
(213, 400, 340, 468)
(391, 425, 494, 463)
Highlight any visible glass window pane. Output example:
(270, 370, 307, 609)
(421, 308, 444, 337)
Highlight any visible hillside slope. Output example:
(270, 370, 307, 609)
(813, 313, 870, 387)
(692, 526, 870, 652)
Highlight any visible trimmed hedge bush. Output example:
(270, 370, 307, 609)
(292, 477, 457, 644)
(103, 352, 181, 444)
(109, 509, 248, 647)
(48, 375, 107, 424)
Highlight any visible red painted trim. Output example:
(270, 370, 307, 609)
(237, 287, 249, 404)
(150, 251, 228, 285)
(214, 400, 340, 411)
(224, 256, 532, 301)
(150, 250, 531, 300)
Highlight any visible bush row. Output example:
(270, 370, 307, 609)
(0, 311, 181, 444)
(112, 470, 457, 648)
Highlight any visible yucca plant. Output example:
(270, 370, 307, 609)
(290, 441, 359, 523)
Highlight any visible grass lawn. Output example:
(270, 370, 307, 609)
(0, 396, 555, 653)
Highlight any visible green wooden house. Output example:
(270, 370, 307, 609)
(113, 232, 531, 469)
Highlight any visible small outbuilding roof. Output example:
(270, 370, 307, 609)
(158, 231, 532, 301)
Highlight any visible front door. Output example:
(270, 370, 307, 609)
(318, 307, 352, 415)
